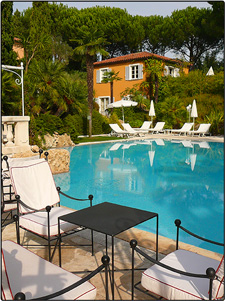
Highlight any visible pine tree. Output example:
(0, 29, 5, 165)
(1, 1, 17, 65)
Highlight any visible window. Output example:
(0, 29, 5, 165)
(96, 68, 111, 83)
(97, 97, 111, 115)
(164, 66, 180, 77)
(131, 65, 139, 79)
(125, 64, 143, 81)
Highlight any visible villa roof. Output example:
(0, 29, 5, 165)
(94, 51, 179, 66)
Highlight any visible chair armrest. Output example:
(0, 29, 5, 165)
(57, 187, 93, 205)
(175, 219, 224, 249)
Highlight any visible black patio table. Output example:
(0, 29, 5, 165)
(58, 202, 158, 300)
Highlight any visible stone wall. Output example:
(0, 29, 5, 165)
(39, 132, 75, 149)
(12, 148, 70, 175)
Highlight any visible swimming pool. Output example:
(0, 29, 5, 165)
(54, 139, 224, 254)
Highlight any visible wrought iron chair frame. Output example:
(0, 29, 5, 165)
(130, 219, 224, 300)
(3, 152, 94, 262)
(13, 189, 94, 262)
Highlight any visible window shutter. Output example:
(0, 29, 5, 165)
(174, 68, 180, 77)
(164, 66, 169, 76)
(96, 70, 101, 83)
(138, 64, 143, 79)
(125, 66, 129, 80)
(113, 97, 115, 103)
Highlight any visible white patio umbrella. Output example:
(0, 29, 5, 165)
(206, 66, 214, 76)
(149, 100, 155, 128)
(107, 99, 137, 123)
(191, 99, 198, 131)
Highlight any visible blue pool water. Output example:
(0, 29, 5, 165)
(54, 139, 224, 254)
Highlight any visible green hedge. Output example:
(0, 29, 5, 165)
(29, 109, 113, 146)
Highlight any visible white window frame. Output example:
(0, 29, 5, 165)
(96, 68, 111, 83)
(122, 95, 132, 101)
(164, 65, 180, 77)
(97, 96, 111, 114)
(125, 63, 143, 81)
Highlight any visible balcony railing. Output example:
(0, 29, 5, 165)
(2, 116, 30, 155)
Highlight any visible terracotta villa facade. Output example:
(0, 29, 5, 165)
(93, 51, 189, 115)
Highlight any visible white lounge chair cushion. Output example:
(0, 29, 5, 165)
(148, 122, 165, 132)
(141, 249, 220, 300)
(212, 256, 224, 299)
(10, 160, 59, 213)
(2, 240, 96, 300)
(20, 207, 81, 236)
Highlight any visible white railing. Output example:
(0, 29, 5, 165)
(2, 116, 30, 155)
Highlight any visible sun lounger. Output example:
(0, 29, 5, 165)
(109, 124, 130, 137)
(122, 123, 146, 135)
(2, 240, 109, 300)
(188, 123, 211, 136)
(148, 122, 165, 134)
(133, 121, 152, 131)
(170, 123, 194, 135)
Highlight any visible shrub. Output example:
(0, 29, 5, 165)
(29, 114, 64, 146)
(92, 110, 110, 134)
(63, 114, 80, 142)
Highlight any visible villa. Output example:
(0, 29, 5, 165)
(93, 51, 190, 115)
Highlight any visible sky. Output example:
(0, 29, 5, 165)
(13, 1, 212, 17)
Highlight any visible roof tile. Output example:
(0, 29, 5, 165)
(94, 51, 179, 66)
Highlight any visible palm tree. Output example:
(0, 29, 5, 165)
(101, 70, 122, 104)
(72, 26, 109, 137)
(142, 59, 165, 103)
(27, 59, 68, 116)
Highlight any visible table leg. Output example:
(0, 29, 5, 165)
(91, 229, 94, 255)
(58, 218, 62, 267)
(106, 234, 108, 256)
(112, 236, 114, 300)
(156, 215, 158, 261)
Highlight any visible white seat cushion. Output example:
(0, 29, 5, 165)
(212, 256, 224, 299)
(2, 240, 96, 300)
(20, 207, 81, 236)
(141, 249, 220, 300)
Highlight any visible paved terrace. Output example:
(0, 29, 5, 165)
(2, 134, 223, 300)
(2, 213, 223, 300)
(77, 132, 224, 145)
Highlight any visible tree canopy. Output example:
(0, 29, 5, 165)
(1, 1, 17, 65)
(1, 1, 224, 138)
(5, 2, 223, 71)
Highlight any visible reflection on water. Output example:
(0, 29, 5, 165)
(54, 139, 224, 254)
